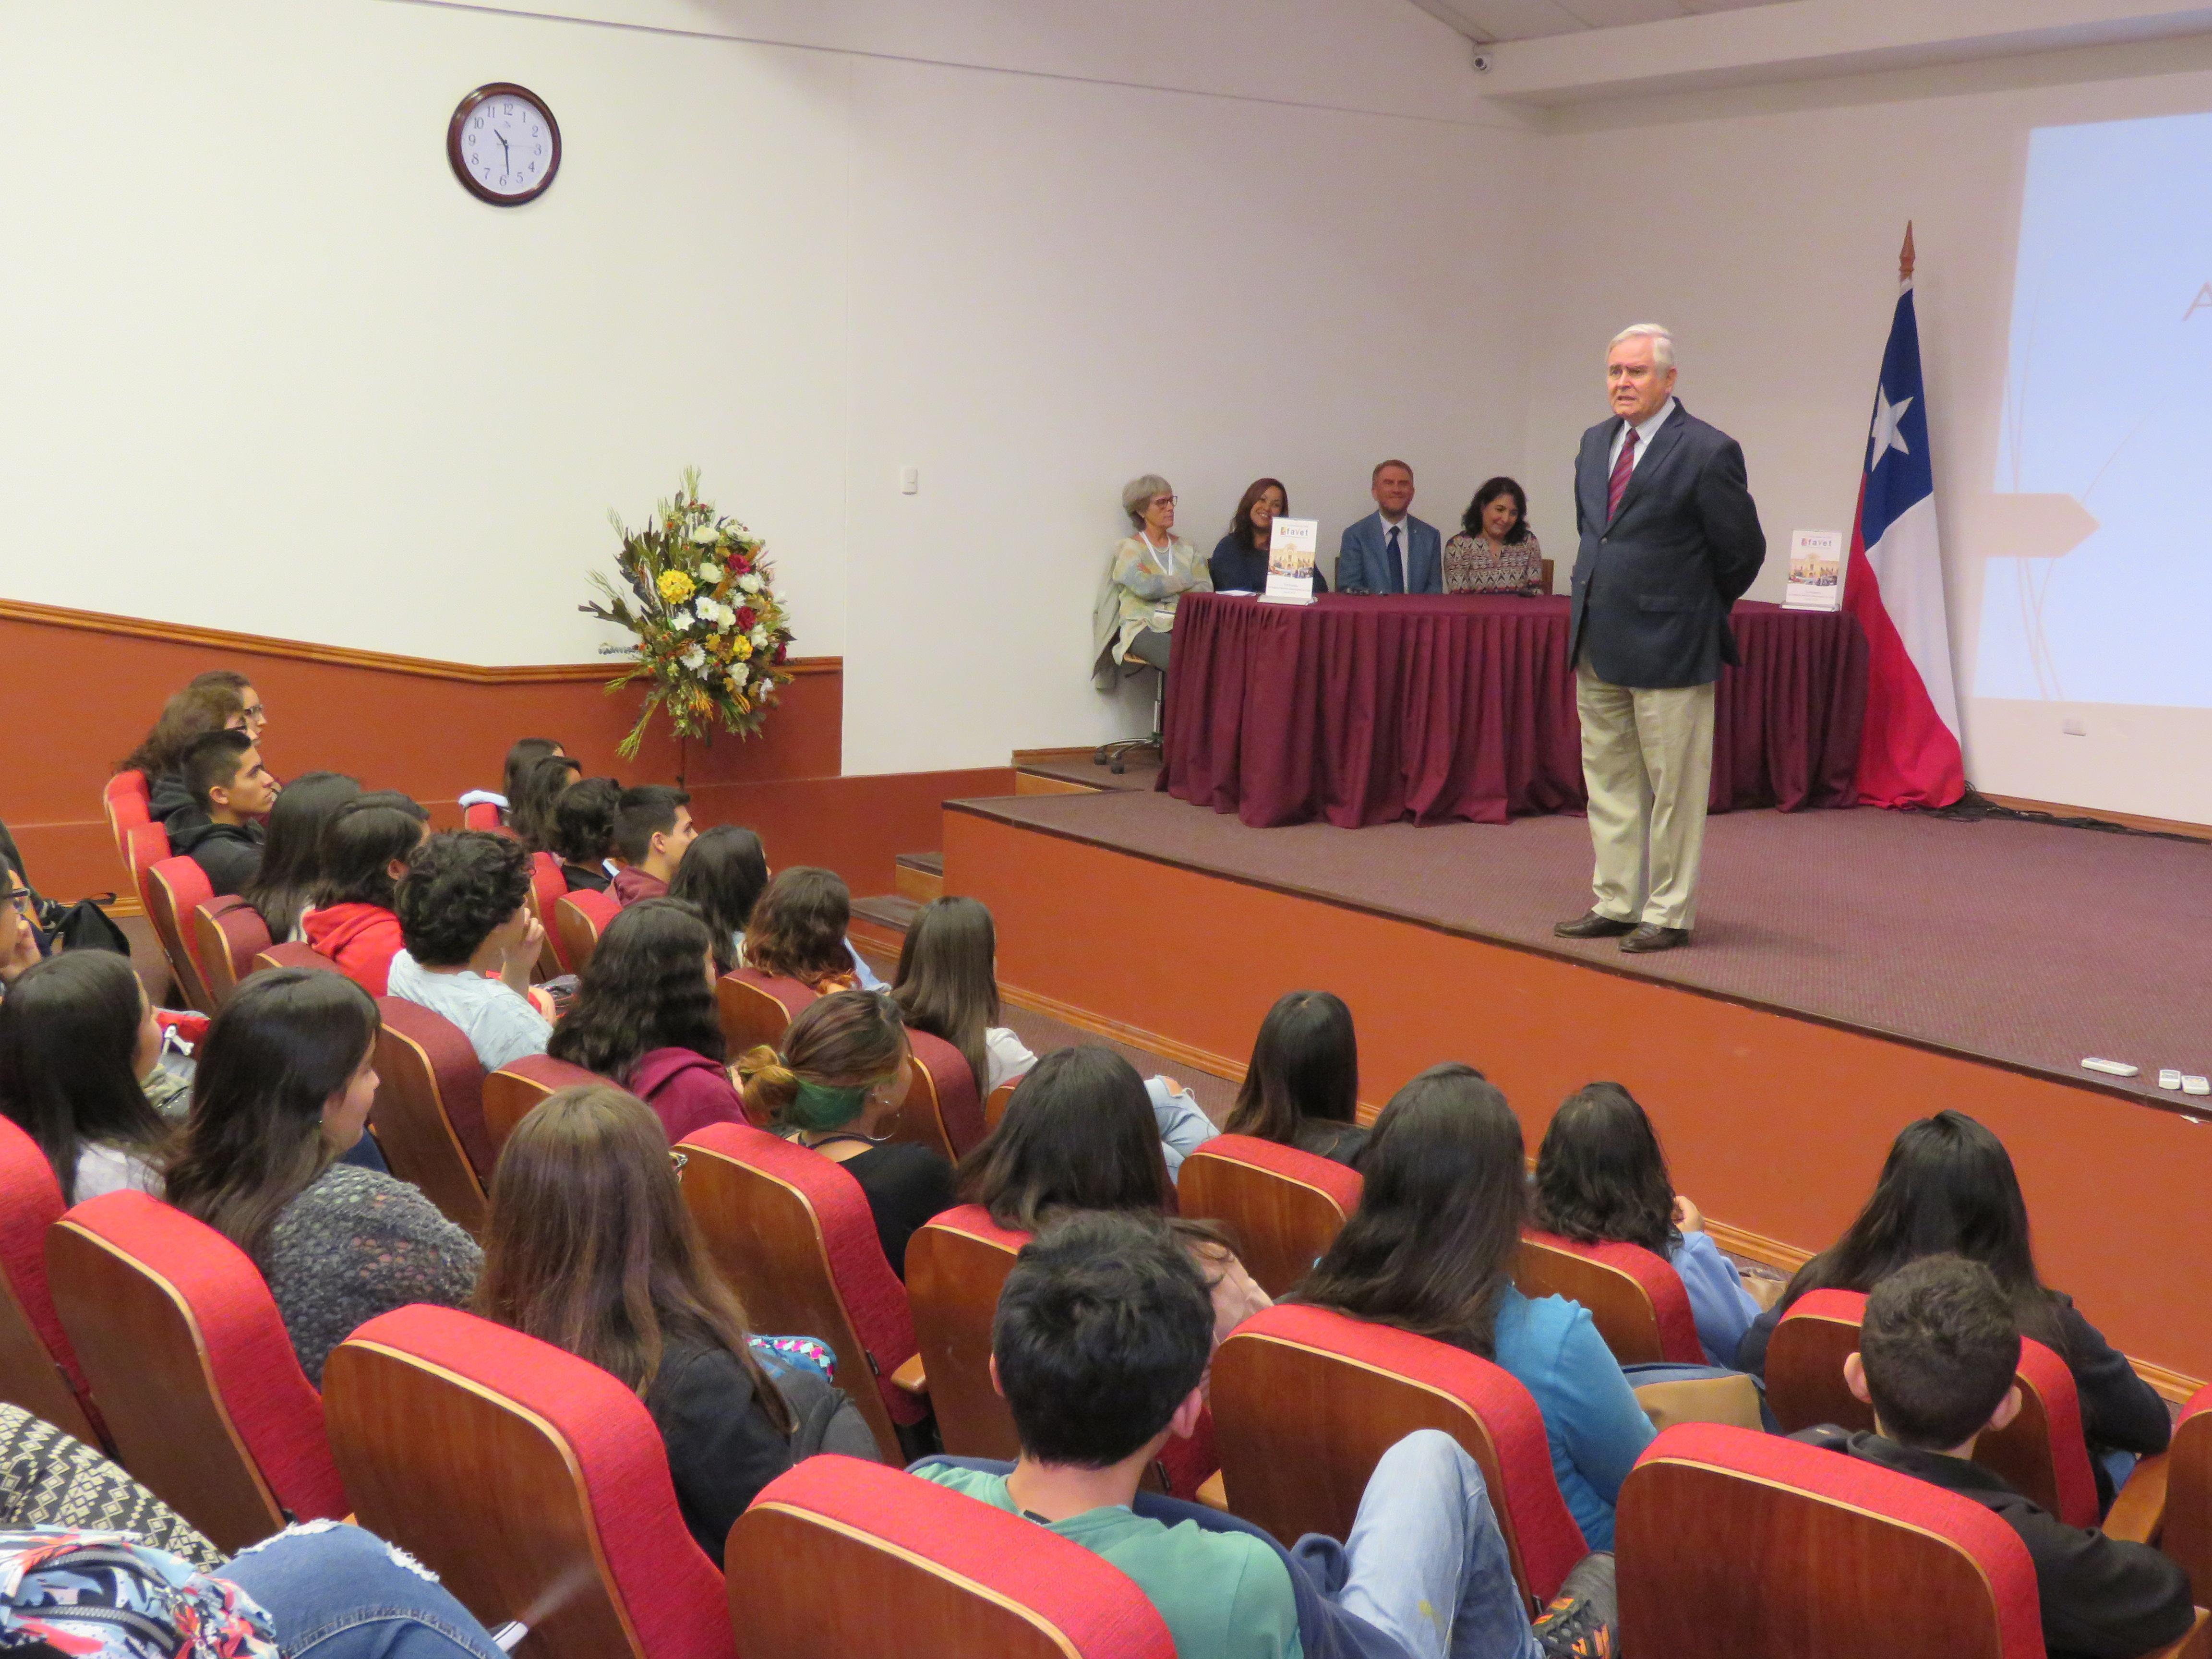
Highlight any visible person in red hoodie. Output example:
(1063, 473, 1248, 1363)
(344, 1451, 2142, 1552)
(301, 793, 431, 997)
(546, 897, 744, 1142)
(609, 785, 697, 906)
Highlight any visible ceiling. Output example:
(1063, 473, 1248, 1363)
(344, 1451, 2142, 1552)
(1408, 0, 1791, 45)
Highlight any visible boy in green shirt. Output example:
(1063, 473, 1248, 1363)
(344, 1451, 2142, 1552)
(914, 1211, 1615, 1659)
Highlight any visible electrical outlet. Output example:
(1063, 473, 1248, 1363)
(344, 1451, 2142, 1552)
(2062, 717, 2087, 736)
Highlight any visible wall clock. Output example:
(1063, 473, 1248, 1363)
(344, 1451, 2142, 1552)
(448, 83, 560, 206)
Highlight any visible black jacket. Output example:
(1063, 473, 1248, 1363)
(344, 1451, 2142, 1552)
(1569, 402, 1767, 688)
(170, 818, 264, 898)
(147, 771, 204, 831)
(1792, 1428, 2192, 1659)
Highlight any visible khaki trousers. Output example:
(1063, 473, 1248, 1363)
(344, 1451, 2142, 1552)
(1575, 663, 1716, 930)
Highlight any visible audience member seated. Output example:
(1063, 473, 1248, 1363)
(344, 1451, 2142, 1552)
(1091, 473, 1211, 682)
(386, 831, 551, 1072)
(549, 774, 622, 894)
(239, 770, 360, 942)
(1443, 476, 1546, 595)
(1207, 477, 1327, 595)
(1794, 1255, 2192, 1659)
(741, 866, 865, 994)
(457, 735, 565, 827)
(301, 793, 432, 997)
(610, 784, 697, 905)
(121, 683, 246, 830)
(171, 729, 278, 897)
(0, 868, 42, 990)
(916, 1210, 1617, 1659)
(507, 751, 583, 854)
(1736, 1109, 2169, 1507)
(739, 990, 954, 1280)
(690, 832, 885, 989)
(891, 894, 1030, 1095)
(1532, 1081, 1758, 1369)
(1220, 988, 1367, 1166)
(477, 1082, 880, 1559)
(547, 898, 745, 1142)
(188, 668, 267, 746)
(0, 952, 169, 1202)
(164, 969, 481, 1385)
(1336, 459, 1442, 595)
(1296, 1064, 1655, 1551)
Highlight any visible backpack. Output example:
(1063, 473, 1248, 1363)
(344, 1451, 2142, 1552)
(37, 893, 132, 957)
(0, 1527, 276, 1657)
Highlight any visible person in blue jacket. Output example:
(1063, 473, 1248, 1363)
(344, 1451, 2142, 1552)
(1294, 1064, 1655, 1551)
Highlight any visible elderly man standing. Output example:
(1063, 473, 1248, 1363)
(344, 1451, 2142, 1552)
(1555, 325, 1765, 953)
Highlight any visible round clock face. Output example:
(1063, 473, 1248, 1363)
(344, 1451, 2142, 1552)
(449, 84, 560, 205)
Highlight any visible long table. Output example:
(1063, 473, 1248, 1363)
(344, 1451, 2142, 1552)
(1157, 593, 1866, 829)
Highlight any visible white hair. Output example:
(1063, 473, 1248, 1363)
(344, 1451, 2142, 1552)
(1609, 323, 1674, 370)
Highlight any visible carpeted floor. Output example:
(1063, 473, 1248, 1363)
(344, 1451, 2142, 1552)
(952, 792, 2212, 1110)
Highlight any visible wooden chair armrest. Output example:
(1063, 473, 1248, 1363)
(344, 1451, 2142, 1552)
(1195, 1471, 1229, 1512)
(2143, 1606, 2210, 1659)
(890, 1354, 927, 1395)
(2106, 1452, 2172, 1546)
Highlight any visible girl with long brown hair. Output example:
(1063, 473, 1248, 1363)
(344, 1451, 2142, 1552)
(741, 867, 861, 993)
(478, 1084, 876, 1557)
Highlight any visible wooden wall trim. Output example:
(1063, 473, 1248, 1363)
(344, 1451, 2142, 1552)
(1977, 792, 2212, 842)
(0, 597, 837, 685)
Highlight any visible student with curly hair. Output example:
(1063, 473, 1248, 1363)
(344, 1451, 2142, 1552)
(548, 899, 743, 1142)
(301, 793, 431, 997)
(385, 831, 549, 1072)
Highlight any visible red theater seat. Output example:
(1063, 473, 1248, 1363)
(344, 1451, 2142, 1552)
(103, 771, 151, 864)
(1176, 1135, 1361, 1298)
(1765, 1287, 2099, 1528)
(0, 1118, 102, 1446)
(325, 1304, 732, 1659)
(123, 821, 170, 920)
(1210, 1302, 1586, 1616)
(2122, 1388, 2212, 1600)
(192, 898, 273, 1006)
(144, 856, 217, 1013)
(46, 1191, 347, 1554)
(372, 998, 492, 1236)
(715, 968, 815, 1062)
(906, 1204, 1031, 1462)
(676, 1121, 923, 1462)
(899, 1028, 985, 1162)
(528, 852, 571, 976)
(250, 941, 343, 975)
(482, 1054, 604, 1161)
(729, 1456, 1174, 1659)
(461, 801, 504, 832)
(1514, 1228, 1703, 1367)
(554, 889, 620, 977)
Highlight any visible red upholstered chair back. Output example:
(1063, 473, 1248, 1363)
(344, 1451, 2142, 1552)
(2160, 1389, 2212, 1602)
(324, 1305, 732, 1659)
(45, 1191, 347, 1554)
(527, 852, 571, 975)
(192, 898, 273, 1006)
(1765, 1288, 2098, 1527)
(1211, 1302, 1586, 1614)
(898, 1029, 985, 1163)
(250, 941, 343, 975)
(1176, 1135, 1362, 1298)
(104, 771, 151, 862)
(906, 1204, 1031, 1461)
(676, 1121, 923, 1462)
(481, 1054, 603, 1163)
(1514, 1228, 1703, 1367)
(0, 1118, 101, 1445)
(461, 802, 503, 832)
(554, 890, 619, 977)
(715, 968, 815, 1064)
(1618, 1422, 2045, 1658)
(145, 856, 217, 1014)
(371, 998, 490, 1237)
(123, 821, 170, 918)
(729, 1456, 1175, 1659)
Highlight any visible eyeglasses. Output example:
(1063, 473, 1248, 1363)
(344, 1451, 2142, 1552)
(4, 889, 29, 915)
(1150, 495, 1178, 508)
(668, 1149, 688, 1174)
(240, 704, 265, 721)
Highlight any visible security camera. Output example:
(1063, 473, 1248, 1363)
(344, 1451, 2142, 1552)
(1472, 51, 1493, 73)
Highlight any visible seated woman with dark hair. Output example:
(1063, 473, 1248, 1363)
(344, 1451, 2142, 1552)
(301, 793, 431, 997)
(1221, 989, 1365, 1166)
(120, 683, 246, 828)
(0, 953, 169, 1202)
(1207, 477, 1327, 595)
(548, 898, 745, 1142)
(240, 770, 360, 942)
(478, 1082, 878, 1559)
(739, 990, 953, 1279)
(549, 775, 622, 894)
(508, 752, 582, 855)
(668, 824, 768, 973)
(1294, 1063, 1653, 1550)
(1443, 476, 1545, 595)
(740, 866, 862, 994)
(164, 969, 481, 1384)
(1531, 1081, 1759, 1368)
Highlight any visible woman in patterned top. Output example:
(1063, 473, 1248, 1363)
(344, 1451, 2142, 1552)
(1443, 475, 1545, 595)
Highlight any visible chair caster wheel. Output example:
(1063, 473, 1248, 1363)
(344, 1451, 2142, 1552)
(1110, 759, 1126, 775)
(1093, 747, 1111, 765)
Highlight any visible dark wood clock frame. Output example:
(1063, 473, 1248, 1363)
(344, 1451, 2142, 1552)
(448, 82, 561, 206)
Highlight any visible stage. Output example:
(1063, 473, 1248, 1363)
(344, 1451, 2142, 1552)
(942, 781, 2212, 1385)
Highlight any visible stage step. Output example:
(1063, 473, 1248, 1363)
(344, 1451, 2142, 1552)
(850, 892, 920, 954)
(893, 851, 943, 904)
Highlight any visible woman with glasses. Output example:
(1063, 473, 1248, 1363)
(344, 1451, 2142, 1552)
(1090, 473, 1213, 685)
(0, 870, 39, 988)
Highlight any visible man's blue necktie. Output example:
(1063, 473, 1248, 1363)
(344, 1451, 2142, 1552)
(1386, 524, 1405, 593)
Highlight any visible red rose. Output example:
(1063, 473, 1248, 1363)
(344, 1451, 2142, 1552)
(735, 606, 757, 630)
(774, 641, 788, 663)
(730, 553, 752, 575)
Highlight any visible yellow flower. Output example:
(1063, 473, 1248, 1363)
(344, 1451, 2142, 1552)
(656, 569, 697, 605)
(731, 636, 754, 660)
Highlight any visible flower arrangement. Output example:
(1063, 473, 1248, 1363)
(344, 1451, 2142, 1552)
(582, 468, 796, 757)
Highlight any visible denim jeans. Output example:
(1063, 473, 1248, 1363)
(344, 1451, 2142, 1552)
(1147, 1075, 1217, 1181)
(1294, 1430, 1543, 1659)
(223, 1521, 508, 1658)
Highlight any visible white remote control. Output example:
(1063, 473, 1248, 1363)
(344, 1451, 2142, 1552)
(2081, 1058, 2140, 1078)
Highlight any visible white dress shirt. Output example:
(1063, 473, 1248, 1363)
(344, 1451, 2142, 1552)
(1606, 396, 1678, 476)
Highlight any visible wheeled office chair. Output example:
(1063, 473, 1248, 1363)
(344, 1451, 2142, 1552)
(1094, 658, 1164, 775)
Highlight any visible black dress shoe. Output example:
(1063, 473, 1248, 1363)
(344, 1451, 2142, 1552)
(1554, 911, 1637, 939)
(1620, 924, 1690, 953)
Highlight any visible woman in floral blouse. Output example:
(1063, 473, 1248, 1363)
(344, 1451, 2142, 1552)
(1443, 476, 1545, 595)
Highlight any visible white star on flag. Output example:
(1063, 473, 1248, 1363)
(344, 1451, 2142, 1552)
(1868, 385, 1913, 469)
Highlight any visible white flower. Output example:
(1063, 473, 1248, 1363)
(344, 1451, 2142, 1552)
(697, 562, 722, 584)
(749, 625, 768, 646)
(681, 645, 708, 671)
(738, 573, 763, 594)
(719, 601, 740, 626)
(669, 606, 693, 627)
(690, 525, 720, 546)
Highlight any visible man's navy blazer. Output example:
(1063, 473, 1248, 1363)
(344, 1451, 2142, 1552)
(1337, 512, 1443, 595)
(1569, 402, 1767, 689)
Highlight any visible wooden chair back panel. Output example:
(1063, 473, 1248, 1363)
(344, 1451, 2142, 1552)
(371, 1024, 487, 1238)
(2164, 1409, 2212, 1602)
(1513, 1239, 1666, 1367)
(906, 1226, 1022, 1461)
(716, 975, 804, 1059)
(44, 1223, 285, 1555)
(192, 901, 272, 1006)
(892, 1054, 958, 1165)
(251, 942, 341, 975)
(552, 895, 604, 979)
(0, 1264, 98, 1447)
(1765, 1312, 1872, 1435)
(679, 1145, 902, 1462)
(983, 1082, 1016, 1133)
(480, 1058, 603, 1165)
(1177, 1157, 1350, 1299)
(324, 1340, 649, 1659)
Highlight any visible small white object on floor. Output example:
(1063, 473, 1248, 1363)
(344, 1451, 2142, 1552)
(2159, 1070, 2184, 1091)
(2081, 1058, 2140, 1078)
(2185, 1076, 2211, 1096)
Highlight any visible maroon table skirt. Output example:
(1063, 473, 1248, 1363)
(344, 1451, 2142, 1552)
(1157, 593, 1866, 830)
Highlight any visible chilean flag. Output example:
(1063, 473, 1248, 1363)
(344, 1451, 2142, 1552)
(1842, 241, 1966, 809)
